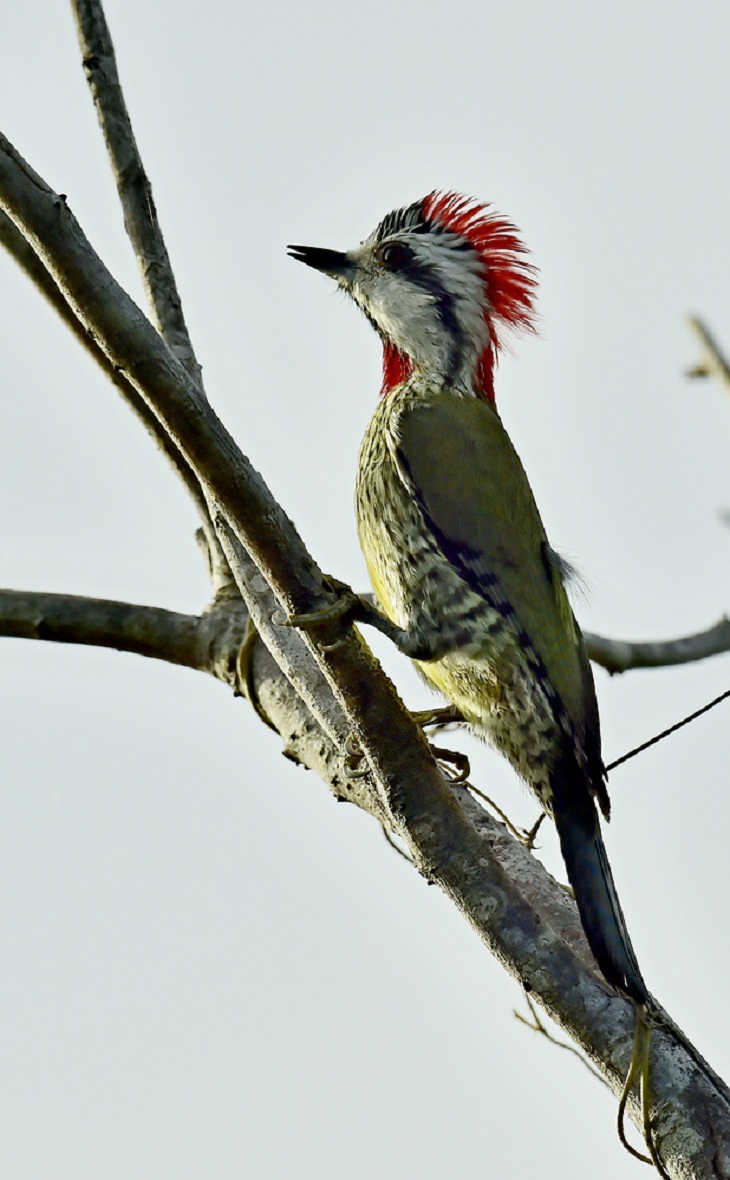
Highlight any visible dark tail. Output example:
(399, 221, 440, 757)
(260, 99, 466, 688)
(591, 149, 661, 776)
(550, 750, 648, 1004)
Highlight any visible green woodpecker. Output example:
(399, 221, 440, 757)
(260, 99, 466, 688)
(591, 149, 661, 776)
(289, 193, 661, 1167)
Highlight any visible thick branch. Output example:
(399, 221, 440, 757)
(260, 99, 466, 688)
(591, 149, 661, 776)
(0, 588, 230, 672)
(585, 617, 730, 674)
(2, 589, 197, 664)
(2, 136, 728, 1175)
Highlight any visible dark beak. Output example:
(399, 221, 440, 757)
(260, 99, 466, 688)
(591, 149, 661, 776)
(287, 244, 354, 281)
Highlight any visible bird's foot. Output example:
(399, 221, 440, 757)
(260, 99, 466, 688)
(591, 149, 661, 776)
(411, 705, 465, 730)
(277, 577, 380, 651)
(429, 743, 471, 783)
(342, 729, 469, 786)
(279, 577, 432, 658)
(409, 707, 469, 780)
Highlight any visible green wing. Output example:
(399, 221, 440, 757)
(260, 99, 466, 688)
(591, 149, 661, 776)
(396, 395, 599, 748)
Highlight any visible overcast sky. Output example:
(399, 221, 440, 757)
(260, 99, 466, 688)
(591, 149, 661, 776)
(2, 2, 730, 1177)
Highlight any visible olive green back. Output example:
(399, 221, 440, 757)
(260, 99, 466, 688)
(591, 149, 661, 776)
(397, 395, 599, 748)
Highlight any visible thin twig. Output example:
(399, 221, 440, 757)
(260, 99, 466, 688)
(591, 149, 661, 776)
(515, 993, 610, 1089)
(71, 0, 203, 386)
(584, 319, 730, 683)
(381, 824, 415, 864)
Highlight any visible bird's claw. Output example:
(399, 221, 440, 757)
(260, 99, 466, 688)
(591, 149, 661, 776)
(429, 743, 471, 783)
(344, 732, 369, 779)
(277, 577, 366, 649)
(409, 707, 469, 782)
(411, 705, 465, 730)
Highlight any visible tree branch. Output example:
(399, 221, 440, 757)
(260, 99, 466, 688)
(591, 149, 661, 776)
(71, 0, 202, 387)
(585, 617, 730, 674)
(0, 588, 207, 667)
(2, 133, 729, 1175)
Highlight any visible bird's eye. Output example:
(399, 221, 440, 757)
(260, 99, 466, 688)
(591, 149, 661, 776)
(377, 242, 413, 271)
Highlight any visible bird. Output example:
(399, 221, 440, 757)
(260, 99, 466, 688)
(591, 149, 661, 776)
(288, 192, 664, 1173)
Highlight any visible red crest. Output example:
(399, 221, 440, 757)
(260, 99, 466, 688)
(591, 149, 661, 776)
(381, 191, 537, 401)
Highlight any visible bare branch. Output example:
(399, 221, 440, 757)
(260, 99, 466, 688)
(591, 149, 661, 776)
(585, 617, 730, 674)
(0, 589, 208, 668)
(2, 135, 729, 1174)
(577, 316, 730, 685)
(0, 206, 183, 460)
(0, 127, 434, 843)
(0, 587, 258, 688)
(71, 0, 202, 387)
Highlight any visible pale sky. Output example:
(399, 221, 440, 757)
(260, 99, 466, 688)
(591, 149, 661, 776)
(2, 1, 730, 1177)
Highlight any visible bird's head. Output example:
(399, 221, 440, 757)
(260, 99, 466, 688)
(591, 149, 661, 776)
(289, 191, 537, 401)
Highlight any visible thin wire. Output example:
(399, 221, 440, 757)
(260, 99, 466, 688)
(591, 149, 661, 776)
(606, 686, 730, 773)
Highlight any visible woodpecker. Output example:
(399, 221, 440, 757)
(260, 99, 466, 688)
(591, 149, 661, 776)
(288, 194, 663, 1171)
